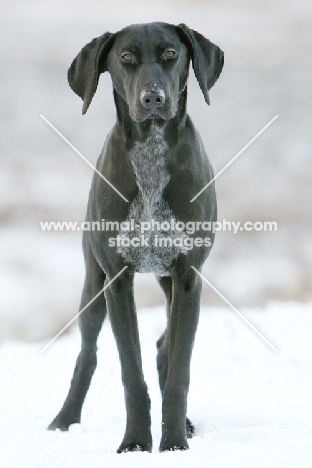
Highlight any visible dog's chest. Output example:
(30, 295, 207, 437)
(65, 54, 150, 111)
(117, 124, 187, 275)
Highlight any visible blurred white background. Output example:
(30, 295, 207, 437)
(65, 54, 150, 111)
(1, 0, 312, 341)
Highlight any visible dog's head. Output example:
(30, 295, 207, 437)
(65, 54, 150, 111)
(68, 22, 224, 121)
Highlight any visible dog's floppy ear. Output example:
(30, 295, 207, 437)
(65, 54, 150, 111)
(68, 32, 115, 114)
(177, 24, 224, 105)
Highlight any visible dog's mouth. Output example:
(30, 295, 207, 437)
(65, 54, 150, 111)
(146, 112, 166, 121)
(132, 106, 175, 123)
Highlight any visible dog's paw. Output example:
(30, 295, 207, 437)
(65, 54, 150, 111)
(186, 417, 195, 439)
(117, 442, 152, 453)
(47, 413, 79, 432)
(117, 428, 152, 453)
(159, 443, 189, 452)
(159, 435, 189, 452)
(117, 443, 148, 453)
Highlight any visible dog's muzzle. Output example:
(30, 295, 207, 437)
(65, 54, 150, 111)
(140, 88, 165, 112)
(139, 88, 167, 118)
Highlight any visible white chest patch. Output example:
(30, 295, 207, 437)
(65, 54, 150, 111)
(117, 123, 187, 275)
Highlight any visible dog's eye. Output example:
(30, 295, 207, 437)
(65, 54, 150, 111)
(121, 53, 133, 62)
(164, 50, 176, 60)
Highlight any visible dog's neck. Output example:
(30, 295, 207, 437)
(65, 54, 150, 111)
(113, 88, 187, 206)
(128, 121, 169, 208)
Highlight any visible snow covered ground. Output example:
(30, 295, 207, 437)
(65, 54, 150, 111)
(1, 303, 311, 467)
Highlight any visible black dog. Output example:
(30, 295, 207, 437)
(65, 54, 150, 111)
(48, 22, 224, 453)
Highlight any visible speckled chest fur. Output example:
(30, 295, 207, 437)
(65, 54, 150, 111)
(117, 122, 188, 275)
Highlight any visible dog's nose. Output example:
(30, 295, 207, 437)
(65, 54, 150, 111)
(140, 89, 165, 110)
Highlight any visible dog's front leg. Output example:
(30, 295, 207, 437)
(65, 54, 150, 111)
(104, 266, 152, 453)
(48, 236, 106, 431)
(159, 266, 202, 452)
